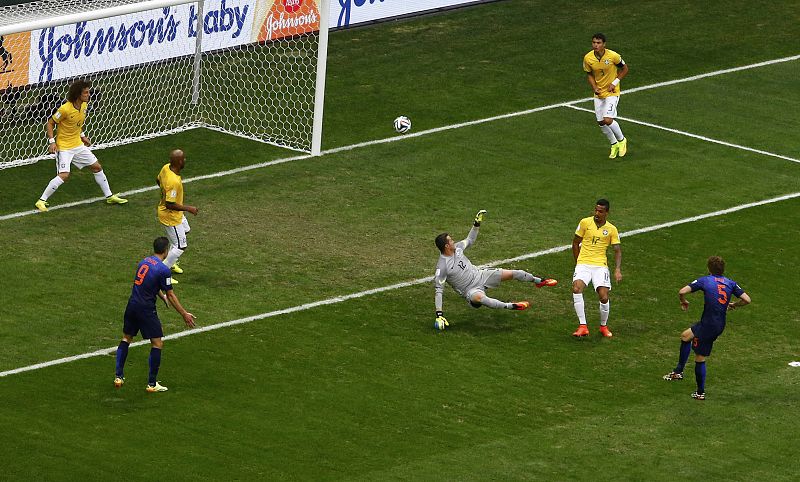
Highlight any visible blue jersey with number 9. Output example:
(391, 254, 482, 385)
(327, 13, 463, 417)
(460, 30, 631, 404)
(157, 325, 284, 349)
(128, 256, 173, 306)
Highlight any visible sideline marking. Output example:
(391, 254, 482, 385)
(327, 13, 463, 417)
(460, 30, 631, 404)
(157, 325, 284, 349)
(3, 55, 798, 223)
(3, 190, 800, 378)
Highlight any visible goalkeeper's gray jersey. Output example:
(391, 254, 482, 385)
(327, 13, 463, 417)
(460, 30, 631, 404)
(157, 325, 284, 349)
(434, 226, 481, 310)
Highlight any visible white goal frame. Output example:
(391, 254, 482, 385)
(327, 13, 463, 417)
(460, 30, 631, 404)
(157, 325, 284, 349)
(0, 0, 329, 168)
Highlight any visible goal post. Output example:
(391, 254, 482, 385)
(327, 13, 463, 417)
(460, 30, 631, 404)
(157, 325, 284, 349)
(0, 0, 329, 170)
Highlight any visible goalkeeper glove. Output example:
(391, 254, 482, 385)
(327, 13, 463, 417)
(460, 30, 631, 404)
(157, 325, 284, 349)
(474, 209, 487, 227)
(434, 311, 449, 330)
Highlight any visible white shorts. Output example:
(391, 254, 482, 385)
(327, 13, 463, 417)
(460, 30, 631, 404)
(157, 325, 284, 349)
(163, 216, 190, 250)
(464, 268, 503, 302)
(57, 145, 98, 173)
(593, 96, 620, 121)
(573, 264, 611, 291)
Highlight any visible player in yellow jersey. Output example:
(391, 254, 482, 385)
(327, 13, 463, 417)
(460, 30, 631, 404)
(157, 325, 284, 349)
(157, 149, 198, 277)
(583, 33, 629, 159)
(35, 80, 127, 212)
(571, 199, 622, 337)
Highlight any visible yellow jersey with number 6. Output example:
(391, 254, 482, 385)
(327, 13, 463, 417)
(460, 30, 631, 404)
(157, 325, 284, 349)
(157, 163, 184, 226)
(575, 216, 620, 266)
(583, 48, 623, 99)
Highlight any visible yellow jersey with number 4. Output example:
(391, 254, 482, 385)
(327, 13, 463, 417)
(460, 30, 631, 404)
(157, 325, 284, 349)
(575, 216, 620, 266)
(583, 49, 624, 99)
(52, 101, 87, 150)
(157, 163, 184, 226)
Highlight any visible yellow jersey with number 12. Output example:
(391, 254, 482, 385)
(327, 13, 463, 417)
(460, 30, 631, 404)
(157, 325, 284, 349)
(575, 216, 620, 266)
(583, 48, 623, 99)
(157, 163, 184, 226)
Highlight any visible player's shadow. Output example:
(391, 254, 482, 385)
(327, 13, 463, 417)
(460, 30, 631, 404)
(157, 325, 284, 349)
(436, 311, 535, 336)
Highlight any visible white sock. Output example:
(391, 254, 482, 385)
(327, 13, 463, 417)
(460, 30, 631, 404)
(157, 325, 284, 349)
(609, 121, 625, 141)
(93, 170, 113, 197)
(599, 125, 617, 144)
(40, 176, 64, 201)
(573, 293, 587, 325)
(600, 301, 610, 325)
(164, 246, 183, 268)
(480, 296, 511, 310)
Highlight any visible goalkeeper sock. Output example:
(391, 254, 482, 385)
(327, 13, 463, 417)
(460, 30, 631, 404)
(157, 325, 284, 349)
(511, 270, 538, 283)
(609, 121, 625, 141)
(40, 176, 64, 201)
(694, 361, 706, 393)
(115, 340, 130, 378)
(599, 125, 617, 144)
(675, 340, 691, 373)
(480, 296, 511, 310)
(148, 347, 162, 386)
(93, 170, 113, 197)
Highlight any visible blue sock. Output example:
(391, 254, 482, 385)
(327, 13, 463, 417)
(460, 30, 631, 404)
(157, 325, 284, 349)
(675, 340, 691, 373)
(695, 361, 706, 393)
(115, 340, 130, 378)
(148, 347, 162, 386)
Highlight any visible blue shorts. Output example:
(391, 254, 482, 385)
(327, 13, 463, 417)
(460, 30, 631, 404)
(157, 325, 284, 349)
(123, 302, 164, 339)
(691, 322, 724, 357)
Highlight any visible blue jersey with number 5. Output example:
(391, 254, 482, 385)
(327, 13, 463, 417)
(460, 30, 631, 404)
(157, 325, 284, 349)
(128, 256, 173, 307)
(689, 275, 744, 328)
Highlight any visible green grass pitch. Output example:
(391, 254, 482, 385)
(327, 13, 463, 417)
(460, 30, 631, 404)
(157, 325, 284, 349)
(1, 0, 799, 479)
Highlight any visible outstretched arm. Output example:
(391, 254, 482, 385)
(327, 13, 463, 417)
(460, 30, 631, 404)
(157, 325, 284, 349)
(165, 290, 196, 328)
(678, 285, 692, 311)
(728, 292, 751, 311)
(461, 210, 486, 250)
(434, 261, 449, 329)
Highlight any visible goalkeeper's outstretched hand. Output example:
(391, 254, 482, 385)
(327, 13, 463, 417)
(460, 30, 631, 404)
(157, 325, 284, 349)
(474, 209, 487, 227)
(435, 311, 449, 331)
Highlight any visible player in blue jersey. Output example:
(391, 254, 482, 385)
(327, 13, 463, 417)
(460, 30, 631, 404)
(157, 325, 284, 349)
(114, 237, 196, 393)
(663, 256, 750, 400)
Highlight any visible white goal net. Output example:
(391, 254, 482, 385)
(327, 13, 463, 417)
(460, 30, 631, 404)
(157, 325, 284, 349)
(0, 0, 329, 169)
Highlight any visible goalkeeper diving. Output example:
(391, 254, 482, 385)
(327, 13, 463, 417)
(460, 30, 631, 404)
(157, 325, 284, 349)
(433, 210, 557, 330)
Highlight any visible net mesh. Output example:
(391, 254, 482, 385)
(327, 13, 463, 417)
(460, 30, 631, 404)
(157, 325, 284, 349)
(0, 0, 322, 169)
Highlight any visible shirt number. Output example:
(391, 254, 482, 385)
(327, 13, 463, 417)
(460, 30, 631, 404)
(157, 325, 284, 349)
(134, 264, 150, 286)
(716, 283, 728, 305)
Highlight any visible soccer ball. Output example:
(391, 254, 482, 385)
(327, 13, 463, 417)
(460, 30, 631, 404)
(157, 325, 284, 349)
(393, 116, 412, 134)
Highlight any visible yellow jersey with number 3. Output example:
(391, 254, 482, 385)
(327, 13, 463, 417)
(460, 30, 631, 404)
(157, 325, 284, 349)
(157, 163, 184, 226)
(583, 48, 623, 99)
(575, 216, 620, 266)
(52, 101, 87, 150)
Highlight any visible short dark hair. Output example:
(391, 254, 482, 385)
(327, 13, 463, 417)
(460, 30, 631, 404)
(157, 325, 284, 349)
(596, 198, 610, 212)
(153, 237, 170, 255)
(67, 79, 91, 103)
(707, 256, 725, 276)
(592, 33, 607, 43)
(435, 233, 450, 253)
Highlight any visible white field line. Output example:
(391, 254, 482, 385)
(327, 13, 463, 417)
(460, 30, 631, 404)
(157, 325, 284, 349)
(620, 54, 800, 96)
(3, 190, 800, 379)
(564, 105, 800, 164)
(3, 55, 798, 223)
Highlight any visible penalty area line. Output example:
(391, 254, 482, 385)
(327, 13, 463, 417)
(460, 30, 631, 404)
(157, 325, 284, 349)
(3, 55, 798, 223)
(564, 105, 800, 165)
(2, 190, 800, 379)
